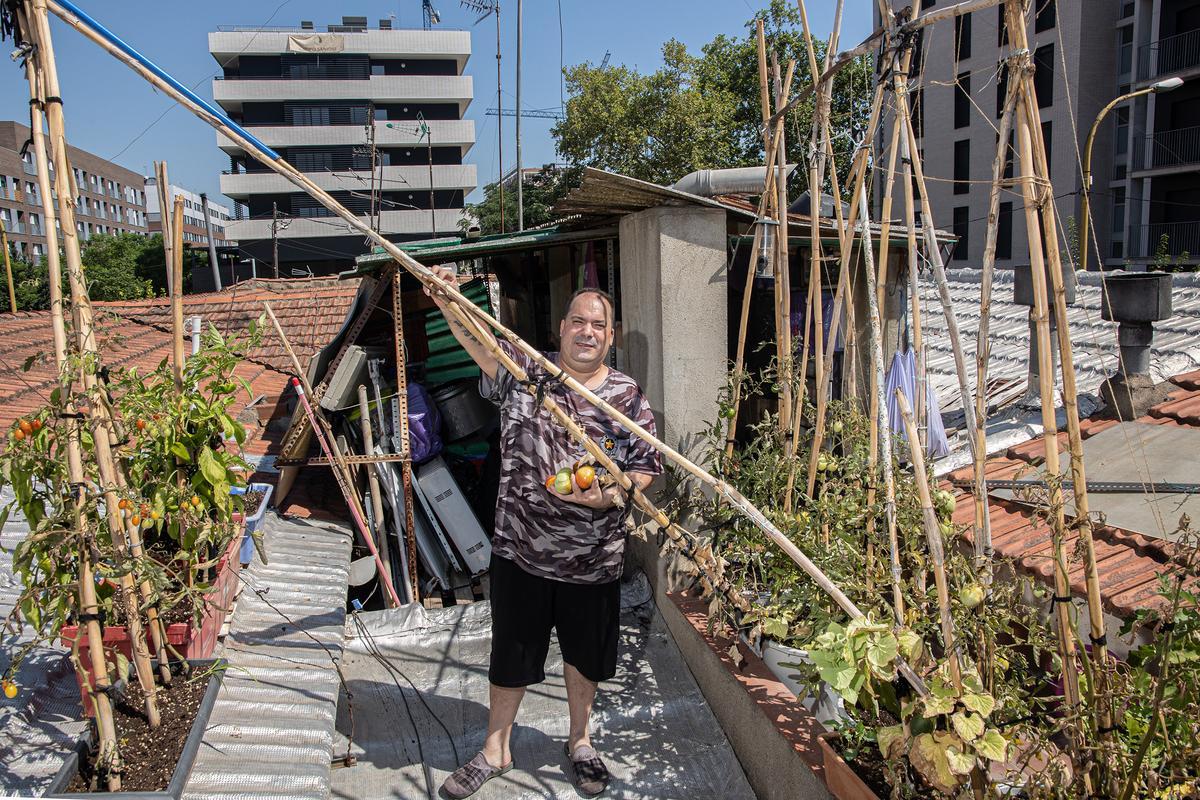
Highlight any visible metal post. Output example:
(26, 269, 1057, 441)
(515, 0, 524, 231)
(199, 192, 222, 291)
(271, 201, 280, 278)
(427, 126, 436, 237)
(495, 3, 505, 233)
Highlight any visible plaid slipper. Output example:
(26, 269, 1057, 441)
(565, 743, 610, 796)
(441, 751, 512, 799)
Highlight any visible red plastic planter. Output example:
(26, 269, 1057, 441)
(61, 531, 242, 716)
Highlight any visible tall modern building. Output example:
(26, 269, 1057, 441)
(877, 0, 1199, 270)
(209, 16, 476, 275)
(143, 176, 233, 248)
(0, 121, 148, 263)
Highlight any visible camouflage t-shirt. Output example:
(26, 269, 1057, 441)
(481, 340, 662, 584)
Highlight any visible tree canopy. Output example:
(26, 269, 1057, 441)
(553, 0, 873, 194)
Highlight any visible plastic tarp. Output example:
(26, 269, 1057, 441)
(886, 349, 951, 459)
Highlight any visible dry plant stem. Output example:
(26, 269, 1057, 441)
(261, 301, 403, 608)
(972, 54, 1021, 585)
(22, 0, 121, 784)
(1011, 57, 1088, 781)
(27, 0, 160, 729)
(57, 3, 928, 695)
(356, 385, 398, 607)
(858, 188, 905, 626)
(1005, 0, 1113, 754)
(895, 389, 962, 690)
(894, 59, 926, 449)
(1, 221, 14, 313)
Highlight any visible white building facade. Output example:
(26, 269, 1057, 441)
(209, 16, 476, 275)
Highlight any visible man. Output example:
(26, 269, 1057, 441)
(426, 265, 661, 798)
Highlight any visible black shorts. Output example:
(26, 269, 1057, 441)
(488, 554, 621, 688)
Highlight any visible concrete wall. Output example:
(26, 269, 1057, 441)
(618, 206, 728, 454)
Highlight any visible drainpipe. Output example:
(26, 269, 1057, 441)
(199, 193, 222, 291)
(1099, 271, 1174, 418)
(190, 315, 202, 356)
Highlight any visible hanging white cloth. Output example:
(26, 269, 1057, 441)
(885, 349, 950, 459)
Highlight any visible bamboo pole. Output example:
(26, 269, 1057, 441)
(153, 161, 174, 298)
(1005, 0, 1113, 756)
(1011, 56, 1087, 752)
(1, 219, 14, 313)
(972, 48, 1021, 585)
(858, 186, 905, 625)
(262, 302, 403, 608)
(895, 389, 961, 691)
(773, 59, 794, 448)
(170, 195, 185, 387)
(20, 4, 119, 785)
(357, 385, 399, 607)
(26, 0, 161, 729)
(51, 3, 931, 694)
(724, 61, 792, 460)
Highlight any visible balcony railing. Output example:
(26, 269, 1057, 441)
(1138, 28, 1200, 80)
(1142, 221, 1200, 258)
(1134, 125, 1200, 170)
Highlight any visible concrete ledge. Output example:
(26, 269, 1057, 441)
(658, 589, 832, 800)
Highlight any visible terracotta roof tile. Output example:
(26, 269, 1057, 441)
(951, 374, 1200, 619)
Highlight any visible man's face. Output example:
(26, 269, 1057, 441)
(559, 293, 613, 373)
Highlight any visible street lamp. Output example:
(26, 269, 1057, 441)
(1080, 76, 1183, 273)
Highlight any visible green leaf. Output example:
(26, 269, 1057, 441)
(198, 446, 224, 487)
(960, 689, 996, 718)
(951, 710, 985, 742)
(974, 729, 1009, 762)
(945, 745, 976, 776)
(866, 632, 898, 672)
(171, 442, 192, 462)
(762, 617, 789, 640)
(922, 692, 957, 717)
(897, 628, 924, 662)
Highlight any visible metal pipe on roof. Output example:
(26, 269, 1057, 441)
(670, 165, 797, 197)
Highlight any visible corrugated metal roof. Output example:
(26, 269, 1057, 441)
(921, 268, 1200, 414)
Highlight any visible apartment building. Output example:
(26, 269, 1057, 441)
(209, 15, 476, 275)
(143, 176, 233, 248)
(0, 121, 148, 263)
(878, 0, 1199, 271)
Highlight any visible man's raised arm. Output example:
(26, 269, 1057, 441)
(424, 264, 501, 381)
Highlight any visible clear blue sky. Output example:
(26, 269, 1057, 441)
(0, 1, 871, 208)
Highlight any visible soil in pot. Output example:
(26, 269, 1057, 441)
(839, 742, 892, 799)
(66, 667, 210, 793)
(243, 489, 266, 514)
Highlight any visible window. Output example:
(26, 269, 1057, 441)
(1117, 26, 1133, 77)
(996, 62, 1009, 118)
(996, 202, 1013, 260)
(954, 73, 972, 128)
(998, 6, 1009, 46)
(1041, 120, 1052, 172)
(1110, 186, 1126, 260)
(909, 30, 925, 78)
(954, 140, 970, 194)
(1114, 105, 1129, 157)
(1034, 0, 1055, 32)
(955, 13, 972, 61)
(921, 0, 934, 7)
(953, 206, 970, 261)
(1121, 2, 1134, 18)
(1033, 44, 1054, 108)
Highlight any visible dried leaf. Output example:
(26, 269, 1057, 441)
(877, 724, 907, 760)
(727, 642, 744, 669)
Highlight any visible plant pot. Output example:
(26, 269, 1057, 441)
(760, 640, 850, 728)
(234, 482, 273, 565)
(45, 659, 225, 799)
(61, 534, 241, 716)
(818, 732, 883, 800)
